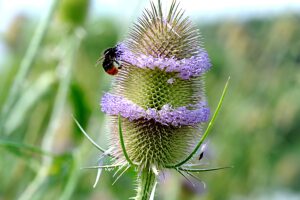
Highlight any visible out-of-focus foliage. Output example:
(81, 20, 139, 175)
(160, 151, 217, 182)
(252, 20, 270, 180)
(0, 1, 299, 199)
(58, 0, 90, 27)
(197, 14, 300, 200)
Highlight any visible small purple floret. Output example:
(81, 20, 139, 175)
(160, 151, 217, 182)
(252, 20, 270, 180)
(117, 43, 211, 80)
(101, 93, 210, 126)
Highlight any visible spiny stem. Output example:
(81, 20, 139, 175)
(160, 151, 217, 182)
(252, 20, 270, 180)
(135, 169, 157, 200)
(165, 77, 230, 168)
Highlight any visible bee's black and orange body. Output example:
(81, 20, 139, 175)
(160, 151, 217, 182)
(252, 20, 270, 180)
(102, 46, 122, 75)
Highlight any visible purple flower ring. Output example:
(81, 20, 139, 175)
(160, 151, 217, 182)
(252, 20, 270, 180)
(116, 43, 211, 80)
(101, 93, 210, 127)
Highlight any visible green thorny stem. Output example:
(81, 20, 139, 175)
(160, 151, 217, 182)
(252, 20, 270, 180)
(135, 169, 158, 200)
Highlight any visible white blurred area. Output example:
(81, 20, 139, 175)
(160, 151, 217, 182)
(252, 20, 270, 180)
(1, 0, 300, 31)
(92, 0, 300, 21)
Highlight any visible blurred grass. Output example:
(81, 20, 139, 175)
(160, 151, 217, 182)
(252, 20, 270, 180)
(0, 1, 300, 199)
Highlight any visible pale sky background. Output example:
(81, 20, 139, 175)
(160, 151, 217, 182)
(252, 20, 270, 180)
(1, 0, 300, 32)
(0, 0, 300, 66)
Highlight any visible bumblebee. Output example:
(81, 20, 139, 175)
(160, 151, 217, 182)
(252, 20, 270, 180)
(99, 46, 122, 75)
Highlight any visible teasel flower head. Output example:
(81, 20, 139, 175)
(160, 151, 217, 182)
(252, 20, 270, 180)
(102, 0, 211, 165)
(80, 0, 229, 199)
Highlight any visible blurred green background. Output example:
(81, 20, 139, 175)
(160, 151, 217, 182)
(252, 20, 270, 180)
(0, 0, 300, 199)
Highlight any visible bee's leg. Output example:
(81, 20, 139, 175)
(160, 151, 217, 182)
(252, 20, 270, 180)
(115, 60, 123, 69)
(118, 63, 123, 69)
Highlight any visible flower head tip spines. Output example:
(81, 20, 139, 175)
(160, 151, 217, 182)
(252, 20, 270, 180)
(101, 0, 211, 170)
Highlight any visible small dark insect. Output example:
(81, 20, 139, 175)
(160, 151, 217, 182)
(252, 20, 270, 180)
(198, 151, 204, 160)
(98, 46, 122, 75)
(198, 143, 207, 160)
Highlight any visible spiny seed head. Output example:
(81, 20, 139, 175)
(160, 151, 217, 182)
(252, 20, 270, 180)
(101, 0, 211, 169)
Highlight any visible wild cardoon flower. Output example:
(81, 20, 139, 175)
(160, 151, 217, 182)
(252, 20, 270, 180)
(77, 0, 229, 199)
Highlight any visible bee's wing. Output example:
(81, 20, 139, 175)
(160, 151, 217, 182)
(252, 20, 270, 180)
(96, 55, 105, 66)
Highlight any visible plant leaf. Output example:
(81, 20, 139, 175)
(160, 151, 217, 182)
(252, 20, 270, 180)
(81, 164, 123, 170)
(0, 139, 55, 157)
(165, 77, 230, 168)
(178, 166, 233, 172)
(73, 116, 109, 154)
(118, 114, 135, 166)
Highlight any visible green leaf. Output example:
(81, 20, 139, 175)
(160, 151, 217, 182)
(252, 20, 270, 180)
(118, 114, 135, 166)
(81, 164, 123, 170)
(0, 0, 59, 131)
(73, 116, 108, 154)
(4, 71, 57, 134)
(166, 77, 230, 168)
(0, 139, 55, 157)
(178, 166, 233, 172)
